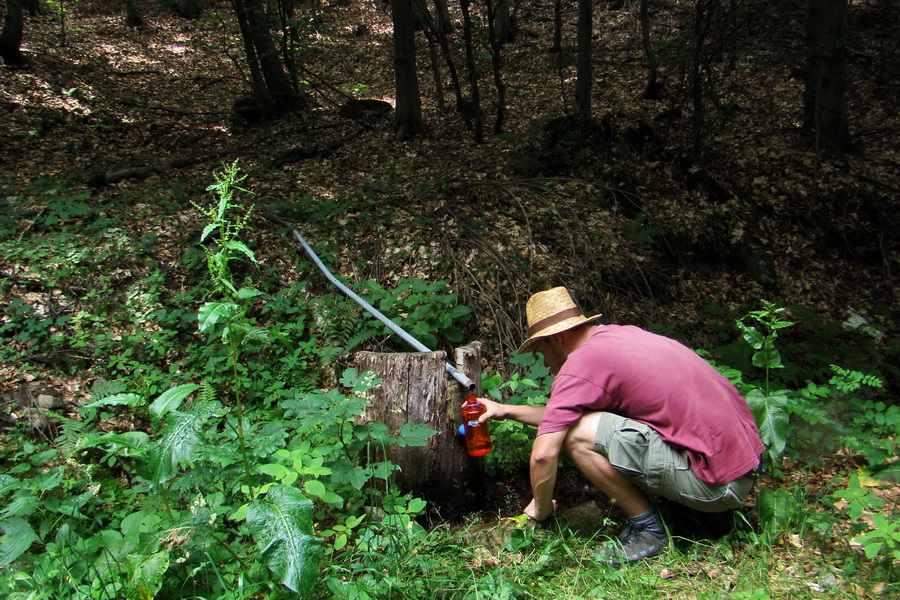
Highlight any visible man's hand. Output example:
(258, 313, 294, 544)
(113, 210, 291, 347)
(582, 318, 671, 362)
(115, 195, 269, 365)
(524, 497, 557, 522)
(460, 397, 547, 427)
(472, 397, 505, 423)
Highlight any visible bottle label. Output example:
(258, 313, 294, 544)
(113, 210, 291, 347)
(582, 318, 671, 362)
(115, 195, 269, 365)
(467, 420, 481, 428)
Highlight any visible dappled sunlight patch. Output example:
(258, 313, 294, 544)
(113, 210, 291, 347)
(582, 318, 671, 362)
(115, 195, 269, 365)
(3, 75, 93, 115)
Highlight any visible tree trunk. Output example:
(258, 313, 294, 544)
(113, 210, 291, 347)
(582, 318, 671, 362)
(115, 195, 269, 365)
(427, 34, 446, 111)
(803, 0, 850, 152)
(460, 0, 484, 142)
(493, 0, 515, 44)
(177, 0, 202, 19)
(1, 0, 26, 65)
(392, 0, 424, 140)
(429, 6, 466, 114)
(574, 0, 592, 123)
(639, 0, 662, 99)
(125, 0, 145, 27)
(486, 0, 506, 134)
(232, 0, 301, 117)
(353, 343, 484, 513)
(245, 0, 296, 105)
(433, 0, 452, 34)
(551, 0, 562, 53)
(232, 0, 269, 108)
(691, 0, 710, 156)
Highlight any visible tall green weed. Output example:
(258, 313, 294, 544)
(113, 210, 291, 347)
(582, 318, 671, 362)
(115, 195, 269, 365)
(0, 163, 446, 599)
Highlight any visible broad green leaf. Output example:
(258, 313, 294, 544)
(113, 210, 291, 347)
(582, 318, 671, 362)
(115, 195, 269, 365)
(149, 384, 200, 418)
(121, 510, 151, 541)
(396, 423, 436, 447)
(259, 463, 291, 480)
(757, 487, 795, 538)
(752, 345, 782, 370)
(200, 222, 217, 243)
(34, 466, 64, 491)
(304, 479, 327, 497)
(737, 322, 764, 349)
(149, 401, 222, 485)
(231, 503, 249, 521)
(347, 467, 370, 490)
(58, 488, 96, 518)
(746, 388, 788, 460)
(0, 475, 17, 492)
(127, 550, 170, 600)
(225, 240, 258, 265)
(246, 485, 324, 595)
(407, 498, 427, 514)
(236, 287, 263, 299)
(197, 301, 239, 332)
(448, 305, 472, 319)
(79, 431, 150, 454)
(83, 393, 143, 409)
(0, 517, 39, 566)
(320, 490, 343, 505)
(863, 540, 884, 559)
(1, 495, 39, 518)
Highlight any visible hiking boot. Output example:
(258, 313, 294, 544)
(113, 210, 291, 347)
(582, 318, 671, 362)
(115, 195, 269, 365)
(617, 523, 637, 543)
(594, 528, 668, 568)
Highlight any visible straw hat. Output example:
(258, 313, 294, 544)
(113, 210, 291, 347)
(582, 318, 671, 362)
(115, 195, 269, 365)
(517, 287, 602, 354)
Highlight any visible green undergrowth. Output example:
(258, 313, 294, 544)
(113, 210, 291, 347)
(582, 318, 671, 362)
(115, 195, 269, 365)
(1, 169, 897, 598)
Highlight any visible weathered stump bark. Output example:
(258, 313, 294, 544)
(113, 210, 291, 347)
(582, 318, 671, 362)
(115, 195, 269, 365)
(353, 342, 484, 513)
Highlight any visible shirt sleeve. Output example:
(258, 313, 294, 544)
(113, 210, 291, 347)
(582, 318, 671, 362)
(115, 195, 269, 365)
(536, 373, 608, 436)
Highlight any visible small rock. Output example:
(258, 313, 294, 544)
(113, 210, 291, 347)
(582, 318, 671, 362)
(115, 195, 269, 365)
(818, 572, 840, 590)
(36, 393, 65, 410)
(18, 407, 61, 433)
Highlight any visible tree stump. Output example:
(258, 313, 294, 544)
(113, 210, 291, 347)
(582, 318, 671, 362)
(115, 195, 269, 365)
(353, 342, 485, 513)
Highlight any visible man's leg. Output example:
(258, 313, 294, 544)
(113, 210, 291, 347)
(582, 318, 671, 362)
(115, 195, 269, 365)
(564, 411, 668, 567)
(564, 411, 650, 517)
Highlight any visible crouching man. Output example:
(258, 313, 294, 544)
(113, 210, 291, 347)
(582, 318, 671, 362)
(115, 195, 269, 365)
(472, 287, 765, 567)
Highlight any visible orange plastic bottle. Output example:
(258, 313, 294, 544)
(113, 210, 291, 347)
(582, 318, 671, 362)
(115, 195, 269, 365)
(462, 395, 492, 456)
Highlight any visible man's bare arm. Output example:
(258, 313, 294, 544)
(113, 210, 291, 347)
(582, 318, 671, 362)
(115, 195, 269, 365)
(525, 430, 567, 521)
(471, 397, 546, 427)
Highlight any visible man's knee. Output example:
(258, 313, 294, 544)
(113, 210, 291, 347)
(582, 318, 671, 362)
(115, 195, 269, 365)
(564, 411, 605, 455)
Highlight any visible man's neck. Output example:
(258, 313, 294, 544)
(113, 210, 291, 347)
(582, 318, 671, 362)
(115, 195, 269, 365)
(561, 324, 593, 356)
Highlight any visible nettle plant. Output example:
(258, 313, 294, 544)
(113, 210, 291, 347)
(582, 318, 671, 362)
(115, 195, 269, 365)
(734, 301, 794, 468)
(720, 301, 895, 560)
(0, 163, 438, 599)
(359, 278, 473, 351)
(480, 352, 554, 476)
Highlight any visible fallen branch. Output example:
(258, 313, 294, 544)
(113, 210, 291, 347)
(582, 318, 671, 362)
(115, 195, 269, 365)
(87, 154, 225, 187)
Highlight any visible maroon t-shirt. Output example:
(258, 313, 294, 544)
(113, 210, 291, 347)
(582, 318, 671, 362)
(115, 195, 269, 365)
(537, 325, 764, 486)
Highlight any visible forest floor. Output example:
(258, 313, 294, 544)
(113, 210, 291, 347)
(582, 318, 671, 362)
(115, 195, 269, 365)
(1, 0, 899, 595)
(3, 0, 897, 349)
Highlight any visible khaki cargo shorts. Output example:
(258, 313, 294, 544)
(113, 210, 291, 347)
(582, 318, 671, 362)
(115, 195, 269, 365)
(594, 412, 755, 513)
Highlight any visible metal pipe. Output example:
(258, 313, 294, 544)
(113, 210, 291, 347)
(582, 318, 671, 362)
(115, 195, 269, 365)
(269, 215, 476, 391)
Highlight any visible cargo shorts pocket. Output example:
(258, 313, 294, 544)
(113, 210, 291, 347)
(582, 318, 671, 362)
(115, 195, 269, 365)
(606, 422, 654, 485)
(679, 475, 752, 512)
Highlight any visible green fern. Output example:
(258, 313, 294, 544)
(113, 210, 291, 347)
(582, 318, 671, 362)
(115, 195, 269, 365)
(310, 296, 373, 352)
(343, 328, 383, 354)
(198, 380, 218, 403)
(89, 378, 128, 400)
(829, 364, 884, 393)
